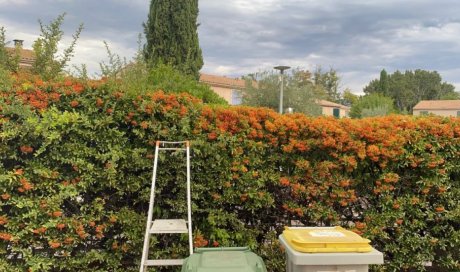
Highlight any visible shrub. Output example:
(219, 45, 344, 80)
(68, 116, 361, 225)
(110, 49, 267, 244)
(0, 75, 458, 271)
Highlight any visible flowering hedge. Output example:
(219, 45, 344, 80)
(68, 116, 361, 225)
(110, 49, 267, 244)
(0, 75, 459, 271)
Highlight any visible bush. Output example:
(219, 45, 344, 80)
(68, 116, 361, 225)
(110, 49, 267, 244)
(0, 75, 459, 271)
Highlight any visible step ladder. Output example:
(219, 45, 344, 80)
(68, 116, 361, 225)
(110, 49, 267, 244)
(139, 141, 193, 271)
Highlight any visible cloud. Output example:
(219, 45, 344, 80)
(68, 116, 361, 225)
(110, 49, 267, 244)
(2, 0, 460, 93)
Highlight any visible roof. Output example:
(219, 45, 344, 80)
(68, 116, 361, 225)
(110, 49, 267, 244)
(317, 99, 350, 110)
(413, 100, 460, 110)
(199, 73, 247, 89)
(6, 47, 36, 67)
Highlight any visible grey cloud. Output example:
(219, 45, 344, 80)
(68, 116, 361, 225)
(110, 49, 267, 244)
(2, 0, 460, 92)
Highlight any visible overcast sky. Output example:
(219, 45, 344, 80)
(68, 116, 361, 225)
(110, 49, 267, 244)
(1, 0, 460, 93)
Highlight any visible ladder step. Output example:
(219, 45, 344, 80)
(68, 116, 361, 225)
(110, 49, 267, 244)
(150, 219, 188, 233)
(145, 259, 184, 266)
(158, 147, 187, 151)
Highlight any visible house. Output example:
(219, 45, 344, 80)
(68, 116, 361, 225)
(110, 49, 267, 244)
(413, 100, 460, 117)
(317, 99, 350, 118)
(199, 73, 246, 105)
(199, 73, 350, 117)
(5, 40, 35, 69)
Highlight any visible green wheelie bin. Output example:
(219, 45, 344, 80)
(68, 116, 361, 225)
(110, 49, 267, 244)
(181, 247, 267, 272)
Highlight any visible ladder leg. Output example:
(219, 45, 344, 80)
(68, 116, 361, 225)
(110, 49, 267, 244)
(140, 143, 161, 272)
(186, 142, 193, 255)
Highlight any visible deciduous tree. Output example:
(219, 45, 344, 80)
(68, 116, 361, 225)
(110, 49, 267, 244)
(349, 93, 395, 118)
(364, 69, 459, 112)
(243, 69, 325, 115)
(32, 13, 83, 80)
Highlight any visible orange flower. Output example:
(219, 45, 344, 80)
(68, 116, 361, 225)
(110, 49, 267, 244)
(279, 177, 290, 186)
(0, 216, 8, 225)
(20, 145, 34, 154)
(70, 100, 79, 108)
(140, 121, 149, 129)
(193, 234, 209, 248)
(56, 223, 66, 230)
(355, 222, 366, 230)
(64, 237, 74, 244)
(1, 193, 10, 200)
(207, 132, 217, 140)
(32, 227, 47, 234)
(109, 216, 117, 223)
(435, 206, 445, 213)
(0, 232, 12, 241)
(96, 98, 104, 107)
(52, 211, 63, 217)
(339, 179, 350, 188)
(48, 241, 61, 249)
(240, 193, 248, 202)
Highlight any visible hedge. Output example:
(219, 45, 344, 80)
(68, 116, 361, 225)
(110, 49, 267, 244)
(0, 75, 459, 272)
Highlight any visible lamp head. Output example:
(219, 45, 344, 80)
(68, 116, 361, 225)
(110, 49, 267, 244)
(274, 65, 291, 73)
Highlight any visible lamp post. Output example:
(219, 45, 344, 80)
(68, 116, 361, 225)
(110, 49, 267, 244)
(274, 65, 291, 114)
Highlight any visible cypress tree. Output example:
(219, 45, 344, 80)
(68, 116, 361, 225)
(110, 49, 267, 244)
(143, 0, 203, 79)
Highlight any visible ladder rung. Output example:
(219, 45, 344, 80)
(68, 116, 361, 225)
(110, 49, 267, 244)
(158, 147, 187, 151)
(145, 259, 184, 266)
(158, 141, 188, 144)
(150, 219, 188, 233)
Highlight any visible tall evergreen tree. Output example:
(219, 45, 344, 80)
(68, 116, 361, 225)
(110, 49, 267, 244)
(143, 0, 203, 79)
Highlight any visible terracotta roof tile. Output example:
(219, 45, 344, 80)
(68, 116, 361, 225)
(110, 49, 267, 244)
(6, 47, 35, 60)
(317, 99, 350, 110)
(413, 100, 460, 110)
(199, 73, 246, 89)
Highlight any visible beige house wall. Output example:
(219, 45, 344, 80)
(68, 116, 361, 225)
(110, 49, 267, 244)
(413, 109, 460, 117)
(322, 106, 349, 118)
(210, 86, 233, 104)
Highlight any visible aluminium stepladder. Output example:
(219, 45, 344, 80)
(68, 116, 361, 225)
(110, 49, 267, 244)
(140, 140, 193, 271)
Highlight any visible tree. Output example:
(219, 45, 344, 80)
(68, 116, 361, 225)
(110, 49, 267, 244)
(0, 26, 20, 73)
(314, 67, 341, 102)
(378, 69, 389, 96)
(32, 13, 83, 80)
(341, 89, 359, 106)
(364, 69, 459, 112)
(349, 93, 395, 118)
(144, 0, 203, 79)
(242, 69, 325, 116)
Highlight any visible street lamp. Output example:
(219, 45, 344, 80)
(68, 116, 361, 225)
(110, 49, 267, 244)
(274, 65, 291, 114)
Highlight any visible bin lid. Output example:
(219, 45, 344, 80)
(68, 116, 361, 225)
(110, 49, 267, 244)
(282, 226, 372, 253)
(181, 247, 267, 272)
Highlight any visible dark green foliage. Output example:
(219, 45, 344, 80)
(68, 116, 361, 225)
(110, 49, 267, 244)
(144, 0, 203, 79)
(364, 69, 459, 112)
(146, 64, 227, 104)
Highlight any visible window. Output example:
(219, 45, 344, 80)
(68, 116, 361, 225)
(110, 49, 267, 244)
(333, 108, 340, 118)
(457, 111, 460, 117)
(420, 111, 429, 116)
(231, 89, 243, 105)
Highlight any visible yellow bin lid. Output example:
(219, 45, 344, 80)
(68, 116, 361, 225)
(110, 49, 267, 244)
(282, 226, 372, 253)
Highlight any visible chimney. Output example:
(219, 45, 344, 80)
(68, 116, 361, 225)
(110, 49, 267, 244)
(13, 39, 24, 47)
